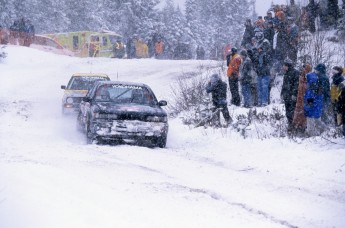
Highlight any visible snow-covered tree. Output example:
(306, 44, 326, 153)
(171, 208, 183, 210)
(160, 0, 186, 58)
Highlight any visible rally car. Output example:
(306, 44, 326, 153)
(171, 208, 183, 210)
(61, 73, 110, 114)
(77, 81, 168, 147)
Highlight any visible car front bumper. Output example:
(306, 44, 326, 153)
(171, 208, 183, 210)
(90, 119, 168, 140)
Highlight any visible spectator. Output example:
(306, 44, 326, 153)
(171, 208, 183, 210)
(247, 48, 258, 106)
(264, 21, 275, 47)
(227, 47, 242, 106)
(112, 38, 125, 58)
(255, 45, 271, 107)
(126, 37, 136, 59)
(330, 66, 345, 136)
(24, 19, 35, 47)
(299, 7, 310, 31)
(266, 11, 274, 24)
(255, 16, 265, 29)
(17, 18, 26, 46)
(206, 74, 232, 126)
(292, 62, 312, 134)
(314, 63, 332, 125)
(286, 17, 299, 64)
(272, 22, 287, 76)
(281, 58, 300, 132)
(287, 0, 301, 25)
(304, 71, 327, 136)
(274, 5, 286, 23)
(9, 19, 20, 45)
(239, 50, 253, 108)
(155, 39, 165, 59)
(241, 19, 255, 48)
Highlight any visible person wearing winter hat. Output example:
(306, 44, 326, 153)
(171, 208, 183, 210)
(304, 70, 326, 137)
(330, 66, 345, 136)
(206, 74, 232, 126)
(255, 45, 271, 107)
(227, 47, 242, 106)
(281, 58, 300, 132)
(314, 63, 333, 125)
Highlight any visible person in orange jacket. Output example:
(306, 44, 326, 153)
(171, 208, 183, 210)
(227, 47, 242, 106)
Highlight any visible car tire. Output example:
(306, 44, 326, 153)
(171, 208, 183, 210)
(153, 135, 167, 148)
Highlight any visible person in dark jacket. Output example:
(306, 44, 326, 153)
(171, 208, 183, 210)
(255, 46, 271, 107)
(247, 48, 258, 106)
(336, 83, 345, 137)
(206, 74, 232, 125)
(264, 21, 275, 47)
(126, 37, 136, 59)
(314, 63, 332, 125)
(281, 58, 300, 131)
(286, 17, 299, 64)
(239, 50, 253, 108)
(241, 19, 254, 48)
(272, 22, 288, 76)
(330, 66, 345, 136)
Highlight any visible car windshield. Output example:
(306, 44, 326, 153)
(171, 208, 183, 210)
(95, 84, 156, 105)
(67, 76, 108, 90)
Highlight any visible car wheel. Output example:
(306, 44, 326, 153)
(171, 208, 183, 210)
(153, 135, 167, 148)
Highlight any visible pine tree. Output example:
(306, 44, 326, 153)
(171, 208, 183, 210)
(160, 0, 186, 58)
(326, 0, 340, 27)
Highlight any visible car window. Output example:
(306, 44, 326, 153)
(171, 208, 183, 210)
(95, 84, 156, 105)
(67, 76, 108, 90)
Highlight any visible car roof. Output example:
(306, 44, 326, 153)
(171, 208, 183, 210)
(71, 73, 109, 78)
(95, 80, 150, 88)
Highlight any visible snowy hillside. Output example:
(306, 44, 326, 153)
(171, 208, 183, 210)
(0, 45, 344, 228)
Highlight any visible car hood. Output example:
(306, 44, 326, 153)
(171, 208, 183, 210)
(95, 103, 167, 117)
(64, 90, 88, 97)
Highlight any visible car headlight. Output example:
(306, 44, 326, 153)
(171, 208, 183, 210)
(66, 97, 74, 104)
(147, 116, 167, 122)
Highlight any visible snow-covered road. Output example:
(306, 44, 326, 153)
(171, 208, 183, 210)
(0, 46, 344, 228)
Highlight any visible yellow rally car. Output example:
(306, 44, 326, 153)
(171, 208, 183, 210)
(61, 73, 110, 114)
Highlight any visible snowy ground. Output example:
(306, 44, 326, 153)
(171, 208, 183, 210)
(0, 46, 344, 228)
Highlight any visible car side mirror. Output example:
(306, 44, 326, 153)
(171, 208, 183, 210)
(61, 85, 66, 89)
(82, 97, 92, 102)
(158, 100, 167, 106)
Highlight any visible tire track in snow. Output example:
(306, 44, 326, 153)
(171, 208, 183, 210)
(155, 182, 298, 228)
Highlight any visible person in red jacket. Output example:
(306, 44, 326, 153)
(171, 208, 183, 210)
(227, 47, 242, 106)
